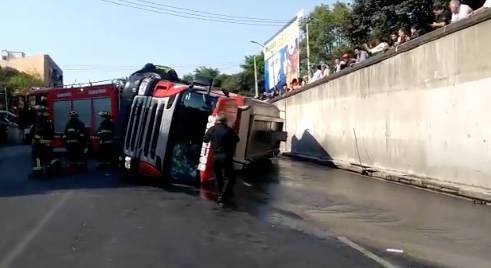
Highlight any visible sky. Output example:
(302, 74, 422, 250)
(1, 0, 332, 85)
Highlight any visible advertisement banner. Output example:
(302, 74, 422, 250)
(263, 12, 302, 92)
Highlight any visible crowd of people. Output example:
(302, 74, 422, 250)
(262, 0, 490, 100)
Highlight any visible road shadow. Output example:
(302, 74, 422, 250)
(0, 145, 138, 198)
(287, 130, 335, 167)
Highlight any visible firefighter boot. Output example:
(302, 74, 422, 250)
(31, 157, 44, 177)
(46, 159, 62, 176)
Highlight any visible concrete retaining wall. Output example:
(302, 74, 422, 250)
(275, 11, 491, 199)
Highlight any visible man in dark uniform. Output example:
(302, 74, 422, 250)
(63, 111, 88, 170)
(30, 107, 57, 175)
(203, 114, 240, 206)
(96, 111, 114, 169)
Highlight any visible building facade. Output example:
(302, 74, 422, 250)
(0, 50, 63, 87)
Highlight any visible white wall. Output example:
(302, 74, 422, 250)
(276, 17, 491, 193)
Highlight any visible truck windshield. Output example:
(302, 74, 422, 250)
(164, 91, 217, 183)
(180, 91, 217, 112)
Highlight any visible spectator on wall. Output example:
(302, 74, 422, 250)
(321, 63, 330, 77)
(334, 59, 342, 72)
(410, 24, 425, 39)
(340, 54, 350, 69)
(473, 0, 491, 13)
(301, 76, 308, 86)
(291, 78, 300, 90)
(389, 32, 399, 47)
(354, 47, 369, 63)
(394, 28, 411, 46)
(431, 3, 452, 29)
(310, 65, 324, 83)
(450, 0, 473, 23)
(363, 38, 390, 54)
(282, 84, 290, 94)
(298, 77, 305, 87)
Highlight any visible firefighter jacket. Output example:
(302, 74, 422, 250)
(97, 119, 114, 143)
(31, 118, 54, 145)
(63, 119, 87, 144)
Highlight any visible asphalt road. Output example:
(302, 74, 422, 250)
(0, 145, 380, 268)
(238, 159, 491, 268)
(1, 145, 489, 267)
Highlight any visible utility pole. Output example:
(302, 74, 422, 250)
(1, 87, 7, 112)
(250, 41, 276, 93)
(253, 55, 259, 98)
(306, 21, 311, 77)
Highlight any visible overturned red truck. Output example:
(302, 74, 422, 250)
(120, 65, 287, 185)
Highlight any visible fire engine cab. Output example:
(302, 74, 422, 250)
(122, 74, 287, 185)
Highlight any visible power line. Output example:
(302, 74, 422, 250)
(98, 0, 286, 26)
(126, 0, 286, 24)
(107, 0, 285, 25)
(62, 62, 242, 71)
(136, 0, 289, 23)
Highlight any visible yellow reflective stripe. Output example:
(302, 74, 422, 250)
(40, 140, 52, 144)
(67, 128, 76, 132)
(99, 130, 113, 133)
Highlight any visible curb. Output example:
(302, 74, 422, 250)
(282, 152, 491, 205)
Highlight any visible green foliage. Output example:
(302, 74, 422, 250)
(238, 53, 264, 94)
(181, 53, 263, 97)
(347, 0, 434, 44)
(193, 66, 220, 80)
(181, 74, 194, 84)
(300, 2, 352, 74)
(0, 67, 44, 96)
(217, 73, 240, 92)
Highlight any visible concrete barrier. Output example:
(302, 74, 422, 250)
(274, 11, 491, 201)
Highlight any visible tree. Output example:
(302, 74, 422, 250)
(237, 53, 264, 94)
(193, 66, 220, 80)
(181, 66, 221, 85)
(179, 55, 263, 97)
(217, 73, 240, 93)
(300, 2, 352, 75)
(181, 73, 194, 84)
(347, 0, 435, 44)
(0, 67, 44, 97)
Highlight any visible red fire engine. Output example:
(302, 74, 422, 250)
(122, 74, 287, 185)
(24, 83, 119, 150)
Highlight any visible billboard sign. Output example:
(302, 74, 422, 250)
(263, 11, 303, 93)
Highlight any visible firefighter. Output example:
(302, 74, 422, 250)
(96, 111, 114, 169)
(30, 107, 59, 175)
(203, 114, 240, 207)
(63, 111, 88, 170)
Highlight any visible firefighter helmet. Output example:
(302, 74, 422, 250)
(69, 110, 79, 118)
(98, 111, 111, 118)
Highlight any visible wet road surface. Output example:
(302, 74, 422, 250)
(0, 145, 380, 268)
(238, 159, 491, 268)
(1, 145, 489, 267)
